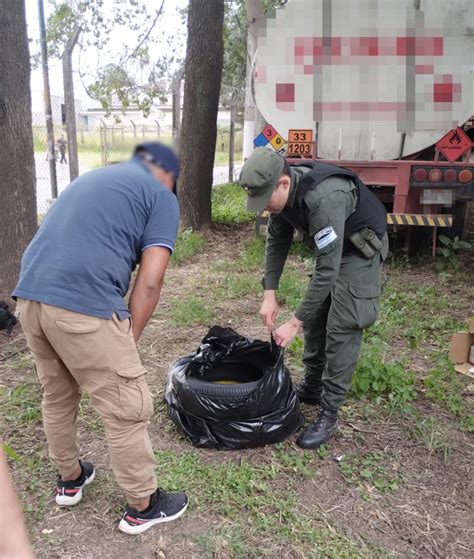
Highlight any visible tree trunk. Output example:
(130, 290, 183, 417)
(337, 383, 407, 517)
(0, 0, 37, 302)
(243, 0, 267, 159)
(63, 27, 80, 182)
(179, 0, 225, 229)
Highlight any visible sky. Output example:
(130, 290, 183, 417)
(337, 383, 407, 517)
(26, 0, 189, 109)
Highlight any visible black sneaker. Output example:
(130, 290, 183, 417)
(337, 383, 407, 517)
(119, 489, 188, 535)
(297, 408, 338, 449)
(56, 460, 95, 506)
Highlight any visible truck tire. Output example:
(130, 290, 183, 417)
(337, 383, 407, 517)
(173, 361, 280, 420)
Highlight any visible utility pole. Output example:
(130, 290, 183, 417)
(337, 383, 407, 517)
(62, 27, 80, 181)
(38, 0, 58, 198)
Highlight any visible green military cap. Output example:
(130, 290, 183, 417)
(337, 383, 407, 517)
(239, 147, 285, 212)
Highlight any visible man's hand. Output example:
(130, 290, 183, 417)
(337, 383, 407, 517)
(274, 316, 302, 348)
(260, 290, 279, 331)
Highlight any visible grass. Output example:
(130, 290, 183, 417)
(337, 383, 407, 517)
(412, 417, 451, 463)
(155, 449, 385, 558)
(212, 183, 253, 224)
(170, 296, 213, 326)
(221, 275, 260, 298)
(171, 229, 204, 264)
(1, 384, 42, 424)
(424, 355, 466, 416)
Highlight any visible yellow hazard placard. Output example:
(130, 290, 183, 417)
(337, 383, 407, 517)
(287, 129, 314, 158)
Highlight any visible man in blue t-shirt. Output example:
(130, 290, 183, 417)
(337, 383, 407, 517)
(13, 143, 188, 535)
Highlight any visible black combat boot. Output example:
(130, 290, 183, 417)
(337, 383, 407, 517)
(297, 408, 338, 449)
(296, 381, 322, 406)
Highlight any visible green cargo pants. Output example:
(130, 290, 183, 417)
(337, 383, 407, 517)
(302, 235, 388, 411)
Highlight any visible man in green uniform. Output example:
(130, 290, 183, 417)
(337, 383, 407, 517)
(239, 148, 388, 448)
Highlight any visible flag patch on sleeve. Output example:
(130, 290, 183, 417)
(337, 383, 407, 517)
(314, 226, 338, 249)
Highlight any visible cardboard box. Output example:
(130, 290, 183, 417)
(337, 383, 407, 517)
(449, 319, 474, 377)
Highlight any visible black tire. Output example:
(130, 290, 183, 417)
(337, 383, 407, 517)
(173, 361, 273, 420)
(184, 362, 263, 398)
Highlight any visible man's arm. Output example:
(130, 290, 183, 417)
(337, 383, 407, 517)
(129, 246, 171, 343)
(0, 446, 34, 559)
(260, 214, 294, 330)
(294, 192, 348, 322)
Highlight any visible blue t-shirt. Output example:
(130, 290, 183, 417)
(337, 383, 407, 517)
(13, 160, 179, 319)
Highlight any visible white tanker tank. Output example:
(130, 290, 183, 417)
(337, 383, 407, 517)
(253, 0, 474, 161)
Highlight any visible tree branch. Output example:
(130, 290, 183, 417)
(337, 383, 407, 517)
(127, 0, 165, 61)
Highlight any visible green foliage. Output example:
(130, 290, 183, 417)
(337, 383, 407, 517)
(339, 452, 402, 492)
(42, 1, 177, 116)
(436, 235, 471, 259)
(171, 229, 204, 264)
(170, 296, 212, 326)
(351, 337, 416, 410)
(212, 183, 253, 224)
(424, 356, 465, 416)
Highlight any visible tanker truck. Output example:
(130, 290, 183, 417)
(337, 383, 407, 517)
(250, 0, 474, 253)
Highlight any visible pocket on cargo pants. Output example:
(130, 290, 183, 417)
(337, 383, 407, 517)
(115, 365, 154, 422)
(347, 283, 382, 330)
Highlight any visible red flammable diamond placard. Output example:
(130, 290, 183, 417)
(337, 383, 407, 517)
(261, 124, 278, 142)
(436, 127, 472, 162)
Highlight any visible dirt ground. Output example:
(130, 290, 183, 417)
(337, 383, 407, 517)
(1, 224, 473, 559)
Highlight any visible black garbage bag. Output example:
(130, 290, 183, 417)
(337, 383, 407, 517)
(164, 326, 304, 449)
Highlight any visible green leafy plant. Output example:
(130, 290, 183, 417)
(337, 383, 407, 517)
(339, 452, 401, 492)
(436, 235, 471, 259)
(350, 337, 416, 410)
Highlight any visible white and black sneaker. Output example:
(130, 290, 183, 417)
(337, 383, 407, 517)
(119, 488, 188, 535)
(55, 460, 95, 506)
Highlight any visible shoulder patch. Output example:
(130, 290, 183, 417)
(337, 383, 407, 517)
(314, 226, 338, 249)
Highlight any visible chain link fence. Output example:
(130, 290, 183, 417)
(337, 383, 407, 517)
(33, 121, 168, 215)
(32, 96, 243, 219)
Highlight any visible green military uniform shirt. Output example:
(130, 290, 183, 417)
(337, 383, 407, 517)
(264, 167, 358, 321)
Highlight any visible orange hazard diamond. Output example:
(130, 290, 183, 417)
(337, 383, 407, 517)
(436, 127, 472, 162)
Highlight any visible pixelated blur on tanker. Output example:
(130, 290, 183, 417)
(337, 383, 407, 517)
(253, 0, 474, 239)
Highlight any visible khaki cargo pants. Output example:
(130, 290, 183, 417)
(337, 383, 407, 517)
(15, 299, 156, 502)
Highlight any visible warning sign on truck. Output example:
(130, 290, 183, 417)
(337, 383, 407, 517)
(435, 127, 472, 162)
(287, 129, 314, 158)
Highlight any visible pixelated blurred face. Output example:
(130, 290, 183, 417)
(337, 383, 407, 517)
(255, 0, 473, 159)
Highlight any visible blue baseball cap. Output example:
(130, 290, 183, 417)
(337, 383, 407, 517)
(134, 142, 180, 179)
